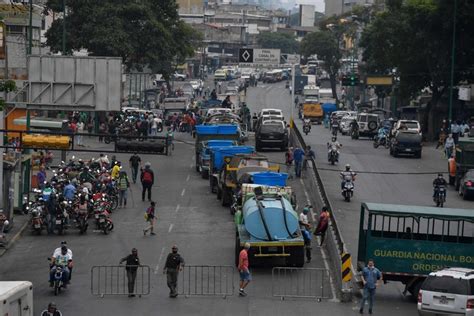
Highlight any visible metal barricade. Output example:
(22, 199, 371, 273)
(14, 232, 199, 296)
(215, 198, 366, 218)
(178, 265, 234, 298)
(91, 265, 151, 297)
(272, 267, 332, 300)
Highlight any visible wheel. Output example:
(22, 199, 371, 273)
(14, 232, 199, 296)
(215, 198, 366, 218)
(458, 185, 463, 196)
(373, 141, 379, 148)
(415, 151, 422, 159)
(344, 192, 351, 202)
(54, 283, 60, 296)
(286, 246, 305, 267)
(393, 150, 398, 158)
(331, 159, 335, 165)
(408, 280, 423, 301)
(368, 121, 377, 131)
(108, 222, 114, 231)
(217, 186, 222, 200)
(103, 225, 109, 235)
(110, 196, 118, 211)
(210, 178, 217, 193)
(57, 226, 63, 235)
(440, 200, 444, 208)
(436, 201, 440, 207)
(222, 189, 231, 206)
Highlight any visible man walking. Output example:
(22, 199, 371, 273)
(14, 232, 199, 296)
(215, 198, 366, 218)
(143, 201, 156, 236)
(299, 207, 312, 263)
(359, 259, 382, 314)
(140, 162, 154, 202)
(117, 171, 130, 208)
(238, 242, 251, 296)
(293, 147, 305, 178)
(314, 206, 330, 246)
(163, 245, 184, 298)
(285, 147, 294, 179)
(119, 248, 141, 297)
(129, 153, 141, 184)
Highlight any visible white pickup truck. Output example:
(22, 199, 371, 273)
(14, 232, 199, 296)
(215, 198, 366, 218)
(0, 281, 33, 316)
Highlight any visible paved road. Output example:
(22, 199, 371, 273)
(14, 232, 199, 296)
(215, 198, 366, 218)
(245, 81, 474, 315)
(0, 114, 352, 315)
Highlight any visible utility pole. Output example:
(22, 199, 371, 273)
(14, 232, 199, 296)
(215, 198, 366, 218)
(448, 0, 457, 122)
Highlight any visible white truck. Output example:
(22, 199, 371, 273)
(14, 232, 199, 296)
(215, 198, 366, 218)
(307, 75, 316, 86)
(0, 281, 33, 316)
(303, 85, 320, 103)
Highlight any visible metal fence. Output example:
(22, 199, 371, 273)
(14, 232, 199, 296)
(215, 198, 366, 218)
(272, 267, 331, 300)
(178, 265, 234, 298)
(91, 265, 151, 297)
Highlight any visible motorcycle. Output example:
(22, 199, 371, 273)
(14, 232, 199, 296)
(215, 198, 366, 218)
(94, 206, 114, 235)
(331, 123, 339, 137)
(303, 123, 311, 135)
(48, 259, 65, 296)
(74, 206, 89, 234)
(434, 185, 446, 207)
(54, 211, 67, 235)
(351, 125, 359, 140)
(342, 180, 354, 202)
(30, 206, 45, 235)
(328, 146, 339, 165)
(373, 132, 390, 149)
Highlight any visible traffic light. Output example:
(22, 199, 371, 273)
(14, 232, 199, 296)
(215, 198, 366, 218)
(341, 75, 359, 86)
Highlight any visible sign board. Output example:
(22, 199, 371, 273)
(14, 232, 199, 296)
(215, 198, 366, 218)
(366, 76, 393, 86)
(280, 54, 301, 65)
(27, 55, 122, 111)
(459, 86, 471, 101)
(239, 48, 281, 65)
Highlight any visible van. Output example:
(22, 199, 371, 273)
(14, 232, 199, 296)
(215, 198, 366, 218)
(0, 281, 33, 316)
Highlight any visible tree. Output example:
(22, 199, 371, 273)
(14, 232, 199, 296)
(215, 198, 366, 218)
(256, 32, 299, 54)
(0, 80, 16, 110)
(45, 0, 203, 76)
(301, 31, 341, 100)
(360, 0, 474, 138)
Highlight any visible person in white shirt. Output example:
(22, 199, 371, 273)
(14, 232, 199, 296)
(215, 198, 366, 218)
(298, 207, 312, 263)
(76, 121, 85, 146)
(53, 241, 73, 259)
(50, 245, 73, 287)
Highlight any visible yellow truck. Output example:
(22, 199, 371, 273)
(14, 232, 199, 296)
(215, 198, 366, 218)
(303, 102, 323, 124)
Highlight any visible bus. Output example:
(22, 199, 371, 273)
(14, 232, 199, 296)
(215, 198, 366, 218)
(357, 202, 474, 298)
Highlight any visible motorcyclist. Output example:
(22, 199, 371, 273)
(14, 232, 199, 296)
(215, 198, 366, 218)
(49, 245, 72, 288)
(327, 136, 342, 162)
(41, 302, 63, 316)
(376, 126, 388, 143)
(433, 173, 447, 198)
(303, 117, 311, 131)
(331, 117, 339, 136)
(340, 164, 356, 190)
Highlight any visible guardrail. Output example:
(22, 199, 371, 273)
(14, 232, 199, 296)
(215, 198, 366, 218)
(272, 267, 331, 300)
(91, 265, 151, 297)
(178, 265, 234, 298)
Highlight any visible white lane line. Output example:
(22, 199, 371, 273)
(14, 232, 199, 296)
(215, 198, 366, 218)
(186, 174, 190, 182)
(175, 204, 180, 213)
(181, 188, 186, 196)
(168, 223, 174, 233)
(299, 177, 338, 301)
(154, 247, 166, 274)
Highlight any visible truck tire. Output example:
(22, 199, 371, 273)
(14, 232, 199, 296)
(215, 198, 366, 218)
(195, 154, 200, 172)
(222, 189, 231, 207)
(408, 280, 423, 301)
(415, 151, 422, 159)
(217, 186, 222, 200)
(286, 247, 305, 267)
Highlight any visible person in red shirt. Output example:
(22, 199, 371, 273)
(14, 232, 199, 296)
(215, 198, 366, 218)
(314, 206, 330, 246)
(238, 242, 251, 296)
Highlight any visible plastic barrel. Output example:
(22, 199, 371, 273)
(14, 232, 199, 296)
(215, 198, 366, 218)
(252, 172, 288, 187)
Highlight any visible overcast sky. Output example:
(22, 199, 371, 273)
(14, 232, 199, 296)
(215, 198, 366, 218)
(296, 0, 325, 13)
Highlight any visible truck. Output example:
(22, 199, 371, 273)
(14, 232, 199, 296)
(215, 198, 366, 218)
(217, 154, 279, 207)
(234, 183, 305, 267)
(357, 202, 474, 298)
(162, 97, 189, 115)
(454, 137, 474, 190)
(197, 140, 238, 179)
(0, 281, 33, 316)
(294, 75, 308, 95)
(302, 85, 323, 123)
(195, 125, 242, 173)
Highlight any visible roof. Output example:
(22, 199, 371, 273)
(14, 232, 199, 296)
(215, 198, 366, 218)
(430, 267, 474, 279)
(362, 202, 474, 220)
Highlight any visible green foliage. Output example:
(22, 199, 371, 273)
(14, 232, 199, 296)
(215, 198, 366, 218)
(0, 80, 16, 110)
(45, 0, 203, 74)
(256, 32, 299, 54)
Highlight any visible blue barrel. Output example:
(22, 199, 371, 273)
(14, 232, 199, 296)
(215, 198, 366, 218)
(196, 124, 238, 135)
(211, 146, 255, 171)
(243, 197, 298, 240)
(253, 172, 288, 187)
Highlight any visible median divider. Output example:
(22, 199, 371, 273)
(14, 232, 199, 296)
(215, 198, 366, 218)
(290, 124, 354, 302)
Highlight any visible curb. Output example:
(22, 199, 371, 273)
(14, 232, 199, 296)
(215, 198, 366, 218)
(0, 219, 29, 257)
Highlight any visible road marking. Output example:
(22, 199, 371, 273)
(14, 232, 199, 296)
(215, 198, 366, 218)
(154, 247, 166, 274)
(186, 174, 190, 182)
(175, 204, 180, 213)
(168, 223, 174, 233)
(299, 177, 338, 301)
(181, 188, 186, 196)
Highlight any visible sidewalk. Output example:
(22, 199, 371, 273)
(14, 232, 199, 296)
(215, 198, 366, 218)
(0, 212, 29, 257)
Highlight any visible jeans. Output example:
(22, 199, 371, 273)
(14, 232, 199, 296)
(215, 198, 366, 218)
(142, 182, 152, 201)
(126, 269, 137, 294)
(151, 128, 157, 136)
(131, 166, 138, 183)
(166, 268, 179, 295)
(294, 160, 302, 177)
(360, 287, 376, 311)
(119, 189, 128, 206)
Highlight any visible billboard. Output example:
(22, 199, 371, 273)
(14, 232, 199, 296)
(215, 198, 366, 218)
(299, 4, 315, 27)
(27, 55, 122, 111)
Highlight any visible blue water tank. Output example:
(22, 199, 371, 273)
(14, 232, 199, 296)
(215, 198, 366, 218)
(242, 197, 298, 241)
(196, 124, 238, 135)
(206, 140, 236, 148)
(253, 172, 288, 187)
(211, 146, 255, 171)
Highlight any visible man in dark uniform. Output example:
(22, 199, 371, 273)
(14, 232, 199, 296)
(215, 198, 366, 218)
(120, 248, 141, 297)
(163, 245, 184, 298)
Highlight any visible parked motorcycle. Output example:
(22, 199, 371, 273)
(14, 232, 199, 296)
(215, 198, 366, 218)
(342, 180, 354, 202)
(30, 207, 45, 235)
(433, 185, 446, 207)
(94, 206, 114, 235)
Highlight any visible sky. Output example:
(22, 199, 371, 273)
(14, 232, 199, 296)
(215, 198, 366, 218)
(296, 0, 325, 13)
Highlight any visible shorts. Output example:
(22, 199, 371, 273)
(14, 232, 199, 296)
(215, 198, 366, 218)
(239, 270, 251, 281)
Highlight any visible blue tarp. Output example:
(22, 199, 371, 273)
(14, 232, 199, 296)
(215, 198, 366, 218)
(195, 124, 238, 135)
(210, 146, 255, 172)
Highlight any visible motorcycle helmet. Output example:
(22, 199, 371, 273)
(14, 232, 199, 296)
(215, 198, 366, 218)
(345, 164, 351, 171)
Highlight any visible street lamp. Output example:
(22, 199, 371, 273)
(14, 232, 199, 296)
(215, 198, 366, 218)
(448, 0, 457, 122)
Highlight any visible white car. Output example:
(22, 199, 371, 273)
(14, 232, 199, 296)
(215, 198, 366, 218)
(173, 72, 186, 81)
(259, 108, 284, 119)
(392, 119, 422, 134)
(418, 267, 474, 316)
(189, 80, 202, 90)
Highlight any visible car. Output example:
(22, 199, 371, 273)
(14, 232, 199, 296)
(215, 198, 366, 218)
(259, 108, 284, 118)
(392, 120, 422, 135)
(255, 122, 288, 151)
(458, 169, 474, 200)
(390, 130, 422, 158)
(418, 267, 474, 316)
(339, 115, 356, 135)
(173, 72, 186, 81)
(189, 80, 202, 90)
(353, 113, 379, 138)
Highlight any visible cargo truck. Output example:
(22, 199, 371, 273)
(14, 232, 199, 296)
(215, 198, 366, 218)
(195, 125, 242, 173)
(234, 183, 305, 267)
(357, 203, 474, 298)
(302, 85, 323, 123)
(0, 281, 33, 316)
(454, 137, 474, 190)
(197, 140, 237, 179)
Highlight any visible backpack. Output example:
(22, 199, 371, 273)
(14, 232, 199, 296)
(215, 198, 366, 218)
(118, 176, 128, 190)
(142, 170, 152, 183)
